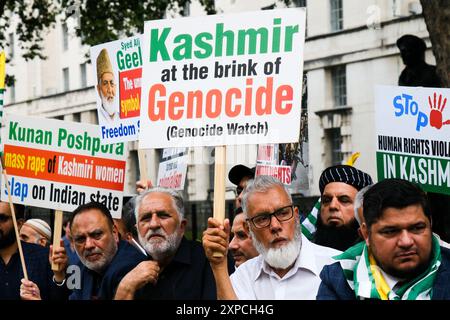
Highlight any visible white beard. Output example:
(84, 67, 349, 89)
(101, 93, 117, 116)
(138, 228, 182, 261)
(250, 225, 302, 270)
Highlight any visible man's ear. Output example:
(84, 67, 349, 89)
(112, 224, 120, 243)
(360, 222, 370, 246)
(180, 219, 187, 232)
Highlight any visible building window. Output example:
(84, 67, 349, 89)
(80, 63, 87, 88)
(9, 83, 15, 103)
(293, 0, 306, 7)
(330, 0, 343, 31)
(331, 65, 346, 107)
(63, 67, 70, 91)
(326, 128, 342, 166)
(183, 1, 190, 16)
(9, 33, 14, 58)
(73, 112, 81, 122)
(62, 23, 69, 51)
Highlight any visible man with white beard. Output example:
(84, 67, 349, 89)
(69, 202, 146, 300)
(203, 175, 341, 299)
(96, 48, 119, 124)
(114, 188, 219, 299)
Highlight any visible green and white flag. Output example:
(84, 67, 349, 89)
(301, 198, 320, 240)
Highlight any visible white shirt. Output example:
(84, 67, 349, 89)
(98, 104, 119, 124)
(230, 234, 341, 300)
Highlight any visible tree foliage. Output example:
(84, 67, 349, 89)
(0, 0, 59, 61)
(0, 0, 215, 61)
(61, 0, 215, 48)
(420, 0, 450, 87)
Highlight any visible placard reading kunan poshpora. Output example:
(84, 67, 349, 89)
(375, 85, 450, 195)
(1, 114, 127, 217)
(90, 35, 142, 144)
(139, 8, 306, 148)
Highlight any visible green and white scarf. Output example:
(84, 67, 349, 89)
(301, 198, 320, 240)
(335, 236, 442, 300)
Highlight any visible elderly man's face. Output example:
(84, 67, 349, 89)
(98, 72, 116, 102)
(246, 185, 297, 251)
(137, 192, 186, 260)
(362, 204, 432, 279)
(321, 182, 358, 227)
(19, 224, 47, 247)
(71, 209, 118, 273)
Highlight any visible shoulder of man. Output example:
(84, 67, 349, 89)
(96, 240, 147, 300)
(317, 261, 355, 300)
(110, 240, 148, 269)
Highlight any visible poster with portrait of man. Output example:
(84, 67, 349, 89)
(90, 35, 142, 144)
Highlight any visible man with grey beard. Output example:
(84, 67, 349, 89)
(114, 188, 218, 299)
(203, 175, 340, 299)
(69, 202, 146, 300)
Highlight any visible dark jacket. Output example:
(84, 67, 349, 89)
(317, 246, 450, 300)
(134, 237, 218, 300)
(0, 241, 69, 300)
(70, 240, 146, 300)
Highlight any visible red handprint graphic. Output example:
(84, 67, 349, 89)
(429, 92, 450, 129)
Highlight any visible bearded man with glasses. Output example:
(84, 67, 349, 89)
(203, 175, 341, 300)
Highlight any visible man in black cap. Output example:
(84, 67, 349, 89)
(313, 165, 373, 251)
(227, 165, 259, 268)
(397, 34, 441, 88)
(228, 165, 256, 214)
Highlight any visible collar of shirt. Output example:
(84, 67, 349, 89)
(99, 104, 118, 123)
(379, 267, 404, 291)
(255, 234, 320, 281)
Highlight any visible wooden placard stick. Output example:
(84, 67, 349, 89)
(212, 145, 226, 258)
(0, 158, 28, 280)
(51, 210, 63, 271)
(138, 149, 149, 188)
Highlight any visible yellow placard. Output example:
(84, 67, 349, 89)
(0, 51, 5, 89)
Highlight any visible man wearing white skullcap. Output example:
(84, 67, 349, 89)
(20, 219, 52, 247)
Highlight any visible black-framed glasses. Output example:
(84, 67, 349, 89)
(246, 205, 294, 229)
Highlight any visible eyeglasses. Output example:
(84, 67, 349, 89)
(0, 214, 12, 223)
(246, 205, 294, 229)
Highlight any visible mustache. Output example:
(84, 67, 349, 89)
(145, 229, 167, 240)
(84, 247, 102, 258)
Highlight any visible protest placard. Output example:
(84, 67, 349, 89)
(91, 35, 142, 144)
(375, 85, 450, 195)
(139, 8, 306, 149)
(255, 144, 291, 185)
(157, 148, 188, 190)
(1, 114, 127, 217)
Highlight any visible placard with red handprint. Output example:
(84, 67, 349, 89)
(375, 85, 450, 196)
(429, 92, 449, 129)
